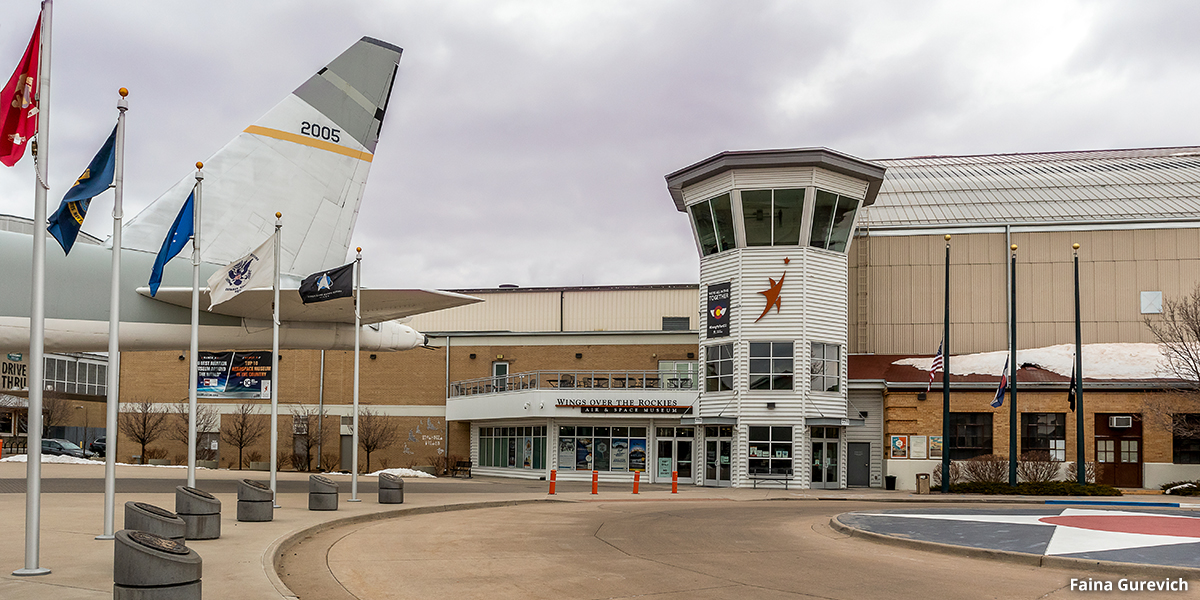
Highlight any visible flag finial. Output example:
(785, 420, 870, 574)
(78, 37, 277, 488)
(195, 161, 203, 169)
(357, 246, 362, 252)
(118, 88, 128, 98)
(944, 234, 951, 241)
(1011, 244, 1018, 251)
(1073, 243, 1080, 250)
(275, 211, 282, 219)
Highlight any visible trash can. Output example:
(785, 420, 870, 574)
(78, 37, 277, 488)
(916, 473, 931, 495)
(885, 475, 896, 490)
(237, 479, 274, 522)
(175, 486, 221, 540)
(378, 472, 404, 504)
(308, 474, 339, 511)
(124, 502, 186, 542)
(113, 529, 202, 599)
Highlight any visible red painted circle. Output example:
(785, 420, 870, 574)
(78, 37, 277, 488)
(1038, 515, 1200, 538)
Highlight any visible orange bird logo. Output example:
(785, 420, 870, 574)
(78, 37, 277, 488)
(755, 273, 785, 322)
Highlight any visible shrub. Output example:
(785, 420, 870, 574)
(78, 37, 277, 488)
(1017, 451, 1061, 483)
(1065, 461, 1096, 484)
(244, 450, 263, 468)
(1161, 480, 1200, 496)
(143, 447, 168, 461)
(961, 454, 1007, 483)
(321, 452, 340, 472)
(931, 461, 964, 488)
(951, 481, 1121, 496)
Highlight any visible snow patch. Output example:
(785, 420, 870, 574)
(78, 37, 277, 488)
(893, 342, 1175, 380)
(0, 455, 200, 468)
(322, 467, 436, 479)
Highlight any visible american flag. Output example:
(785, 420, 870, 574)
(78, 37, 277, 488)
(926, 342, 943, 392)
(992, 357, 1009, 408)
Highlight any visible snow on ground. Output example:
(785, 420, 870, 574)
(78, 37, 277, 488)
(893, 342, 1175, 379)
(1, 454, 193, 468)
(352, 467, 436, 479)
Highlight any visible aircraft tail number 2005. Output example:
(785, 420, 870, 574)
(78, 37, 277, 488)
(300, 121, 340, 143)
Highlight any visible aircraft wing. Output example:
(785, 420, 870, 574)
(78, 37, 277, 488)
(136, 287, 481, 325)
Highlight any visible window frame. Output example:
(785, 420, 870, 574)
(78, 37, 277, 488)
(808, 189, 860, 253)
(748, 341, 794, 391)
(1021, 413, 1066, 461)
(748, 425, 793, 476)
(810, 342, 841, 393)
(1172, 414, 1200, 464)
(705, 343, 734, 393)
(689, 193, 735, 257)
(948, 412, 993, 460)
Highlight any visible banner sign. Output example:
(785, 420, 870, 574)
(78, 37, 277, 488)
(1, 354, 27, 391)
(557, 397, 692, 415)
(706, 282, 731, 339)
(197, 351, 272, 398)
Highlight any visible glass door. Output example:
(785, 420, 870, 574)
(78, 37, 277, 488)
(704, 426, 733, 487)
(810, 427, 841, 489)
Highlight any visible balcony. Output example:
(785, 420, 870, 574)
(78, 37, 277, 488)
(449, 370, 698, 397)
(447, 370, 698, 422)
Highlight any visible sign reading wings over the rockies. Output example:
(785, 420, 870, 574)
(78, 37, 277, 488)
(197, 352, 272, 398)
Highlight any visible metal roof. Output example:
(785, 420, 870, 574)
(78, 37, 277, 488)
(860, 147, 1200, 229)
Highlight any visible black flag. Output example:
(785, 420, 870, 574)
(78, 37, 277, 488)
(298, 262, 353, 304)
(1067, 358, 1076, 412)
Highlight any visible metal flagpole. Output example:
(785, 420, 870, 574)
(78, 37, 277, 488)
(270, 212, 281, 507)
(16, 0, 52, 577)
(98, 88, 128, 540)
(1009, 244, 1018, 486)
(350, 247, 362, 501)
(941, 234, 951, 493)
(186, 162, 203, 488)
(1074, 243, 1085, 484)
(317, 350, 324, 470)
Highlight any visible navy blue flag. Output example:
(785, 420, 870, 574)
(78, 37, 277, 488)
(991, 357, 1009, 408)
(148, 190, 195, 296)
(47, 125, 118, 254)
(1067, 357, 1077, 412)
(298, 262, 353, 304)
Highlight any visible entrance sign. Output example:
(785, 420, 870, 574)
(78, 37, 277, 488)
(197, 351, 272, 398)
(558, 397, 690, 415)
(706, 282, 731, 338)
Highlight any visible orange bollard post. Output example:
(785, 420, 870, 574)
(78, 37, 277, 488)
(592, 470, 599, 495)
(548, 469, 557, 495)
(632, 470, 640, 494)
(672, 470, 678, 494)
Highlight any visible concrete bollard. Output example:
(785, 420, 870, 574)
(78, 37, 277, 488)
(378, 472, 404, 504)
(123, 502, 186, 542)
(113, 529, 202, 600)
(175, 486, 221, 540)
(308, 474, 339, 511)
(237, 479, 274, 522)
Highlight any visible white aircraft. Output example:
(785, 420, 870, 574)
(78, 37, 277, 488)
(0, 37, 479, 353)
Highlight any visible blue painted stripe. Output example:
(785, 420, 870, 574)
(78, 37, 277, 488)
(1045, 500, 1181, 508)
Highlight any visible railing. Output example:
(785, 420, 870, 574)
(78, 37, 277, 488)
(449, 370, 698, 397)
(2, 437, 28, 456)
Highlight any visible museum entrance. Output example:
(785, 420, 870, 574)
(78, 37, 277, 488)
(655, 427, 694, 484)
(704, 425, 733, 487)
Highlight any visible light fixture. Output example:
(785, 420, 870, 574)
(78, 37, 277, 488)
(766, 402, 776, 409)
(369, 354, 377, 360)
(496, 354, 503, 360)
(178, 355, 185, 361)
(687, 352, 695, 359)
(917, 392, 927, 401)
(575, 353, 582, 359)
(469, 353, 476, 360)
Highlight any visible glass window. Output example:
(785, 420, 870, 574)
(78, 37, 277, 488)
(690, 202, 719, 256)
(1021, 413, 1065, 461)
(479, 426, 547, 470)
(1173, 414, 1200, 464)
(558, 426, 647, 472)
(749, 342, 793, 391)
(0, 411, 12, 435)
(711, 193, 735, 253)
(949, 413, 993, 460)
(749, 425, 792, 475)
(705, 344, 734, 392)
(741, 190, 773, 247)
(689, 193, 734, 256)
(810, 343, 840, 393)
(773, 188, 805, 245)
(659, 360, 698, 390)
(809, 190, 859, 252)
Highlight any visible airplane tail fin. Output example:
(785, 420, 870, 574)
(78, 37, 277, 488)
(122, 37, 402, 277)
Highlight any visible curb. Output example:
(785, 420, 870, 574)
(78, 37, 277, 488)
(828, 514, 1200, 579)
(264, 497, 572, 599)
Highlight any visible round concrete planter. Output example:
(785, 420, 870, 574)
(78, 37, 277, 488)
(113, 529, 202, 599)
(379, 473, 403, 504)
(123, 502, 186, 542)
(175, 486, 221, 540)
(236, 479, 273, 522)
(308, 474, 339, 511)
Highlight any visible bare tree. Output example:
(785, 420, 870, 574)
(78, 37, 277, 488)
(41, 389, 72, 438)
(288, 405, 330, 472)
(169, 401, 221, 461)
(220, 402, 268, 469)
(356, 407, 400, 473)
(1143, 285, 1200, 441)
(118, 399, 169, 464)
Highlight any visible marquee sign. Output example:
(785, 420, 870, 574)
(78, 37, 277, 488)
(556, 398, 692, 415)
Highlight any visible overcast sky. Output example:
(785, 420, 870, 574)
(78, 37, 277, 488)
(0, 0, 1197, 290)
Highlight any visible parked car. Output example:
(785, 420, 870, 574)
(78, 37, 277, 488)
(42, 438, 97, 459)
(89, 436, 106, 458)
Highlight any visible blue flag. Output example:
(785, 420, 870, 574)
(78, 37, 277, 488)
(47, 124, 118, 254)
(991, 357, 1009, 408)
(148, 190, 195, 296)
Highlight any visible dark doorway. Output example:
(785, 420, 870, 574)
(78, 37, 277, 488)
(848, 442, 871, 487)
(1095, 414, 1142, 488)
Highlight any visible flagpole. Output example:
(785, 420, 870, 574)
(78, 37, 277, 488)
(350, 247, 362, 501)
(186, 163, 203, 488)
(1009, 243, 1018, 486)
(17, 0, 51, 576)
(1073, 243, 1085, 484)
(97, 88, 128, 540)
(941, 235, 951, 493)
(270, 212, 281, 507)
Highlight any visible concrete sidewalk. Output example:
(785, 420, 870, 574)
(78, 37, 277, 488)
(0, 462, 1195, 599)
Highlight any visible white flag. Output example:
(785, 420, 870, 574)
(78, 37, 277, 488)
(206, 236, 274, 309)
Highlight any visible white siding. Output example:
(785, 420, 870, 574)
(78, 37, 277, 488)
(681, 172, 734, 206)
(813, 168, 870, 200)
(732, 167, 815, 189)
(847, 389, 884, 487)
(409, 288, 698, 333)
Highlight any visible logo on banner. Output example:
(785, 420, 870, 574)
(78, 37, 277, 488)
(706, 282, 731, 338)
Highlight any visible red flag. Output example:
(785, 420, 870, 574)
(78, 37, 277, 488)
(0, 14, 41, 167)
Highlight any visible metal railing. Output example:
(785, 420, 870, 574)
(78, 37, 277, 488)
(449, 370, 698, 397)
(2, 437, 28, 456)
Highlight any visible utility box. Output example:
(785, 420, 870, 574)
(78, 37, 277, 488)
(916, 473, 931, 494)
